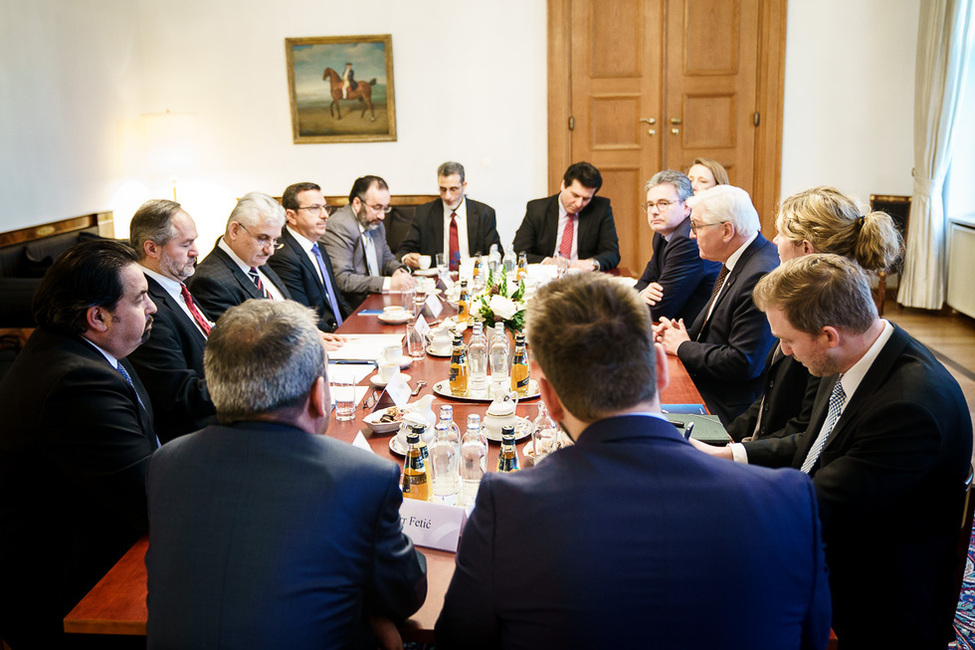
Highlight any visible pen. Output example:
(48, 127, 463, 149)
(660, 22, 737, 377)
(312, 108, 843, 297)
(683, 422, 695, 441)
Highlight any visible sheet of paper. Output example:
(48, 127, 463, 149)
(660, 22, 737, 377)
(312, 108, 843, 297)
(329, 384, 370, 409)
(385, 373, 412, 407)
(425, 293, 443, 319)
(327, 363, 373, 385)
(328, 334, 404, 361)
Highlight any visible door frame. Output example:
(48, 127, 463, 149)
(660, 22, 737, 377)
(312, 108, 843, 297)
(547, 0, 788, 237)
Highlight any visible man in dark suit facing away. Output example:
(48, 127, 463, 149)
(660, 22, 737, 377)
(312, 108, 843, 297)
(189, 191, 293, 322)
(436, 273, 831, 650)
(655, 184, 779, 424)
(0, 240, 158, 648)
(512, 161, 621, 271)
(397, 161, 503, 270)
(146, 299, 427, 649)
(128, 199, 218, 443)
(267, 181, 351, 333)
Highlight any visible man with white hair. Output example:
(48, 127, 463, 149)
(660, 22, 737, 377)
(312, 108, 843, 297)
(655, 184, 779, 424)
(189, 191, 293, 322)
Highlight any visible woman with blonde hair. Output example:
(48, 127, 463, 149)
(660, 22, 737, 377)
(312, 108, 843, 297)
(726, 186, 903, 443)
(686, 158, 730, 194)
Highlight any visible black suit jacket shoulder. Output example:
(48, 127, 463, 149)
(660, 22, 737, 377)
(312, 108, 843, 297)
(188, 242, 292, 322)
(0, 328, 155, 644)
(634, 218, 721, 322)
(397, 198, 503, 259)
(127, 275, 216, 443)
(512, 194, 620, 270)
(266, 229, 349, 332)
(677, 234, 779, 424)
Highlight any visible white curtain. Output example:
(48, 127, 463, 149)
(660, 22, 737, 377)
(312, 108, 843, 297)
(898, 0, 974, 309)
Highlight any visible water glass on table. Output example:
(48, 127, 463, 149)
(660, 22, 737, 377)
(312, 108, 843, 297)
(330, 367, 357, 422)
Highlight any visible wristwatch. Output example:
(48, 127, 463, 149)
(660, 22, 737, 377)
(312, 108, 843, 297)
(590, 259, 600, 271)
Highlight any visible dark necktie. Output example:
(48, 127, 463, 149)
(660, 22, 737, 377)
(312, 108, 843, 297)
(180, 283, 211, 336)
(801, 378, 846, 473)
(116, 363, 160, 448)
(448, 212, 461, 272)
(697, 265, 730, 341)
(249, 267, 271, 299)
(559, 214, 576, 258)
(312, 243, 344, 327)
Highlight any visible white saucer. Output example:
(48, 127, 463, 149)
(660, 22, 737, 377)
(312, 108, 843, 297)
(414, 268, 439, 277)
(425, 345, 452, 358)
(370, 372, 411, 388)
(378, 310, 412, 325)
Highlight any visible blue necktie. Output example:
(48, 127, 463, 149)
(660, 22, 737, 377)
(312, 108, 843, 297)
(312, 243, 343, 327)
(116, 362, 160, 448)
(801, 377, 846, 473)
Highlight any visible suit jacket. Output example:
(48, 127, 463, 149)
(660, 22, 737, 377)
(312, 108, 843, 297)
(127, 274, 216, 443)
(511, 194, 621, 270)
(677, 234, 779, 425)
(188, 241, 292, 322)
(725, 344, 822, 443)
(436, 415, 831, 649)
(321, 204, 406, 309)
(146, 421, 427, 649)
(633, 217, 721, 322)
(744, 324, 973, 648)
(266, 228, 350, 332)
(396, 197, 503, 259)
(0, 328, 156, 647)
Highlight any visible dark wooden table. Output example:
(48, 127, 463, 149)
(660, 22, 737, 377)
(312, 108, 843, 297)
(65, 284, 707, 642)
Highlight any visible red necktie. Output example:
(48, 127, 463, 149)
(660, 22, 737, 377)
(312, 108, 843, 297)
(449, 212, 461, 271)
(559, 214, 576, 258)
(249, 267, 271, 299)
(180, 283, 211, 336)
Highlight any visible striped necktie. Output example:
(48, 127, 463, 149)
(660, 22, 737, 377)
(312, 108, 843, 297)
(800, 377, 846, 473)
(180, 283, 211, 336)
(248, 267, 271, 299)
(559, 214, 576, 258)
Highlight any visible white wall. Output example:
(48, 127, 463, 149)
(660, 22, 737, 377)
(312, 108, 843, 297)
(780, 0, 919, 209)
(1, 0, 549, 248)
(2, 0, 922, 248)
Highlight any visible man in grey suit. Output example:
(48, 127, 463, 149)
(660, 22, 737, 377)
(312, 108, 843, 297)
(322, 175, 414, 309)
(188, 192, 293, 322)
(397, 161, 503, 270)
(146, 299, 427, 649)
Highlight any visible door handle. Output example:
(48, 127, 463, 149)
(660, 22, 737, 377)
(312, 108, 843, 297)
(670, 117, 682, 125)
(671, 128, 680, 135)
(639, 118, 657, 125)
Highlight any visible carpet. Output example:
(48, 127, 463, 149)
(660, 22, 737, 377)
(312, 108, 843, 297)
(951, 525, 975, 649)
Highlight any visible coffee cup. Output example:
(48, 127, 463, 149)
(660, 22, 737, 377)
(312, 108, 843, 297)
(418, 255, 432, 270)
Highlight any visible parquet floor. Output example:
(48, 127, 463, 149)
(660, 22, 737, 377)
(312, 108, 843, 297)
(885, 303, 975, 423)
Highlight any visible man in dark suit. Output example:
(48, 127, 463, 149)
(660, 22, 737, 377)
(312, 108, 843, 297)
(189, 191, 293, 321)
(267, 182, 351, 332)
(396, 161, 503, 270)
(436, 273, 831, 650)
(146, 299, 427, 649)
(128, 199, 217, 443)
(322, 175, 414, 309)
(0, 240, 158, 648)
(512, 161, 620, 271)
(635, 169, 720, 322)
(656, 184, 779, 424)
(699, 254, 973, 649)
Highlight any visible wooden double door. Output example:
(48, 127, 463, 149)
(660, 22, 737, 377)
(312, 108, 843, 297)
(548, 0, 786, 273)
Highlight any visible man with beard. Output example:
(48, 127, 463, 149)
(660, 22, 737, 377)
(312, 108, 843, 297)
(322, 175, 414, 309)
(0, 240, 159, 648)
(128, 199, 218, 443)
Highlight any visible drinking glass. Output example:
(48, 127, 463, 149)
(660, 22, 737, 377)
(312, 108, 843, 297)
(406, 320, 426, 359)
(330, 368, 357, 421)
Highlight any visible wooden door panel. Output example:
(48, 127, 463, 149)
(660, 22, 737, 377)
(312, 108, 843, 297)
(591, 94, 644, 149)
(600, 167, 646, 276)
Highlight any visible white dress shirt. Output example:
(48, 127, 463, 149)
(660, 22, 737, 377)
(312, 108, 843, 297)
(217, 238, 286, 300)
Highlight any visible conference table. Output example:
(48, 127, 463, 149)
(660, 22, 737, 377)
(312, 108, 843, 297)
(63, 279, 711, 643)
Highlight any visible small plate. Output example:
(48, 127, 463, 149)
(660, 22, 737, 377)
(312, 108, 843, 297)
(482, 416, 533, 443)
(378, 310, 412, 325)
(388, 434, 409, 456)
(414, 268, 439, 277)
(370, 372, 411, 388)
(363, 407, 406, 434)
(425, 345, 452, 358)
(432, 379, 541, 402)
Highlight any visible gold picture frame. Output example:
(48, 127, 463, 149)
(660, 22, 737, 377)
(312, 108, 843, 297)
(285, 34, 397, 144)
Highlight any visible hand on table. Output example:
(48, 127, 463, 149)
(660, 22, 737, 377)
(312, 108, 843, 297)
(688, 436, 734, 460)
(390, 269, 416, 292)
(654, 316, 690, 355)
(319, 332, 347, 352)
(640, 282, 664, 306)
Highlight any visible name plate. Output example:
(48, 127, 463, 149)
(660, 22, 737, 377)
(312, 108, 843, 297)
(399, 498, 467, 552)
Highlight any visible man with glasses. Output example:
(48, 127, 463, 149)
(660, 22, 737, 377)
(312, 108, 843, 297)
(190, 192, 293, 322)
(323, 175, 414, 309)
(268, 182, 350, 333)
(635, 170, 720, 322)
(654, 184, 778, 424)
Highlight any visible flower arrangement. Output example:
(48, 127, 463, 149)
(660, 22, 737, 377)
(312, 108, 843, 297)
(472, 268, 527, 332)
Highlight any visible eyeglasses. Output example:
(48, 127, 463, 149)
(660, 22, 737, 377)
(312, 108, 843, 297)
(364, 203, 392, 214)
(237, 223, 284, 250)
(641, 199, 680, 211)
(688, 221, 728, 231)
(296, 204, 333, 216)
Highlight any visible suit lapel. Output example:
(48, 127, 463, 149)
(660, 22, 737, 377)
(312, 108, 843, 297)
(432, 199, 445, 252)
(464, 199, 480, 253)
(286, 232, 326, 298)
(545, 196, 560, 253)
(119, 357, 157, 445)
(146, 277, 207, 346)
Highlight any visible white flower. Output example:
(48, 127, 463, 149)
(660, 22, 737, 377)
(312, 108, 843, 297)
(489, 295, 519, 320)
